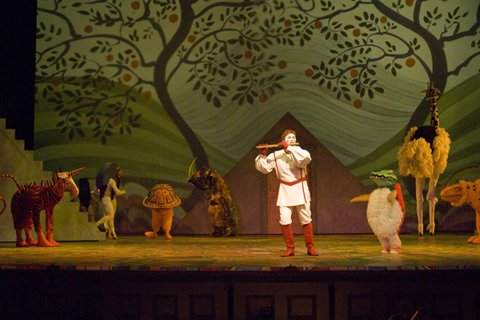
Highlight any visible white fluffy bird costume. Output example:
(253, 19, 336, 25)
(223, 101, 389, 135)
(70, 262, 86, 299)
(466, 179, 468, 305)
(351, 170, 405, 253)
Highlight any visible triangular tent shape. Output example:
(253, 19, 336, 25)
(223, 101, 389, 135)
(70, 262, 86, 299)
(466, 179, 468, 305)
(175, 112, 372, 234)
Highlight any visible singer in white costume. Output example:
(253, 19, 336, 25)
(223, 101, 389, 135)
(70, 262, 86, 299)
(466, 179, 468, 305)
(255, 130, 318, 257)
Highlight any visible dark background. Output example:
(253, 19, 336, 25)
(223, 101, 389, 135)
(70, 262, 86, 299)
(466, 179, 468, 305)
(0, 1, 36, 150)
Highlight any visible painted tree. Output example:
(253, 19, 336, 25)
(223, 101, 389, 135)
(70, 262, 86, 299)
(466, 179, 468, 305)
(298, 0, 479, 132)
(35, 0, 301, 206)
(293, 0, 479, 194)
(35, 1, 297, 146)
(36, 0, 293, 206)
(35, 0, 479, 206)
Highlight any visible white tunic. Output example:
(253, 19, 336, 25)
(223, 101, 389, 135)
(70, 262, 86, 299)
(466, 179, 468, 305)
(255, 146, 311, 206)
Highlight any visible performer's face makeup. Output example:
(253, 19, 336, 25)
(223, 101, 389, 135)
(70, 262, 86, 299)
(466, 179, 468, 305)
(284, 133, 296, 145)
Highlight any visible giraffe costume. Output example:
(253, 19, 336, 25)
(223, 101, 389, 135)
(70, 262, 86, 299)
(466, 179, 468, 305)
(397, 82, 451, 235)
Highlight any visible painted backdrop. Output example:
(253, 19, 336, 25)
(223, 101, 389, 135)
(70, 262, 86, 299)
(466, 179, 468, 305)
(34, 0, 480, 234)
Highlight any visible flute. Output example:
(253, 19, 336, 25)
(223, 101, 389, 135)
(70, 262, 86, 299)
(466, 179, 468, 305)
(255, 143, 299, 149)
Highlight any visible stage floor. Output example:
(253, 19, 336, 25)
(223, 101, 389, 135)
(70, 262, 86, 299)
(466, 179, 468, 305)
(0, 233, 479, 271)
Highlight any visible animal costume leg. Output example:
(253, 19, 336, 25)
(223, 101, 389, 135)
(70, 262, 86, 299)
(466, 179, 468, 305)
(388, 234, 402, 253)
(15, 229, 29, 247)
(34, 223, 54, 247)
(145, 208, 162, 239)
(35, 229, 54, 247)
(27, 208, 54, 247)
(426, 175, 439, 235)
(208, 205, 222, 236)
(302, 222, 318, 256)
(24, 230, 37, 246)
(415, 177, 426, 235)
(24, 218, 37, 246)
(162, 208, 174, 239)
(378, 237, 391, 253)
(469, 212, 480, 244)
(281, 224, 295, 257)
(45, 208, 60, 246)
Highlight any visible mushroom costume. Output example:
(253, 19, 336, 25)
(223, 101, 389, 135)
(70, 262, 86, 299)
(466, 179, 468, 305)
(143, 184, 181, 239)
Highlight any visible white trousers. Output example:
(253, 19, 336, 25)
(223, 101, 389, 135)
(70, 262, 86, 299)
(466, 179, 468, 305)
(279, 202, 312, 226)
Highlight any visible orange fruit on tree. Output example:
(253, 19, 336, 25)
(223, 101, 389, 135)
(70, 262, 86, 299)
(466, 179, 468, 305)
(123, 74, 132, 82)
(405, 58, 416, 68)
(169, 14, 179, 23)
(131, 60, 139, 69)
(143, 91, 152, 99)
(131, 1, 141, 10)
(353, 99, 363, 109)
(278, 60, 287, 69)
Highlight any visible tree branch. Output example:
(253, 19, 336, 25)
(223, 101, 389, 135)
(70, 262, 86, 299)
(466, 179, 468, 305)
(441, 23, 480, 43)
(447, 51, 480, 77)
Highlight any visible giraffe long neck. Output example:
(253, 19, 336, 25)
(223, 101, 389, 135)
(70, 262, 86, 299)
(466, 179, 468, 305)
(424, 85, 440, 127)
(430, 100, 439, 127)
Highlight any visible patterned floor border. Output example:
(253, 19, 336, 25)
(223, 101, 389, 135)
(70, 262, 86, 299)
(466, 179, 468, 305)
(1, 265, 480, 271)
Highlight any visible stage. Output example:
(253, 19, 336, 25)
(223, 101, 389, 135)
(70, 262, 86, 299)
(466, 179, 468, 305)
(0, 233, 479, 270)
(0, 233, 479, 320)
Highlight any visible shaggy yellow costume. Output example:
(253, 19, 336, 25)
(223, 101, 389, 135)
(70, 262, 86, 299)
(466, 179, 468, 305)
(396, 83, 452, 236)
(397, 126, 450, 235)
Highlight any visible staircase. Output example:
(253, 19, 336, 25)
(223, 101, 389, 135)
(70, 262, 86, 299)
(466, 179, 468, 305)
(0, 118, 105, 243)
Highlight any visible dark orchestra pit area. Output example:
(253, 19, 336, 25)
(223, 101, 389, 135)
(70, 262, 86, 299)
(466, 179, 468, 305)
(0, 233, 479, 319)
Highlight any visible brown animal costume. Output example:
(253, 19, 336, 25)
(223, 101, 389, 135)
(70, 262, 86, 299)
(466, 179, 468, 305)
(440, 179, 480, 244)
(143, 184, 181, 239)
(187, 160, 238, 237)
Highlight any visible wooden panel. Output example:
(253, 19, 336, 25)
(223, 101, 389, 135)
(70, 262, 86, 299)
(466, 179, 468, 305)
(234, 282, 329, 320)
(349, 295, 375, 320)
(189, 295, 215, 319)
(81, 293, 107, 320)
(152, 295, 177, 319)
(247, 295, 275, 319)
(46, 294, 70, 319)
(288, 295, 316, 320)
(117, 294, 141, 320)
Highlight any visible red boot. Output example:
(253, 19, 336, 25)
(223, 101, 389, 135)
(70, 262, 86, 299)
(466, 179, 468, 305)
(281, 225, 295, 257)
(303, 223, 318, 256)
